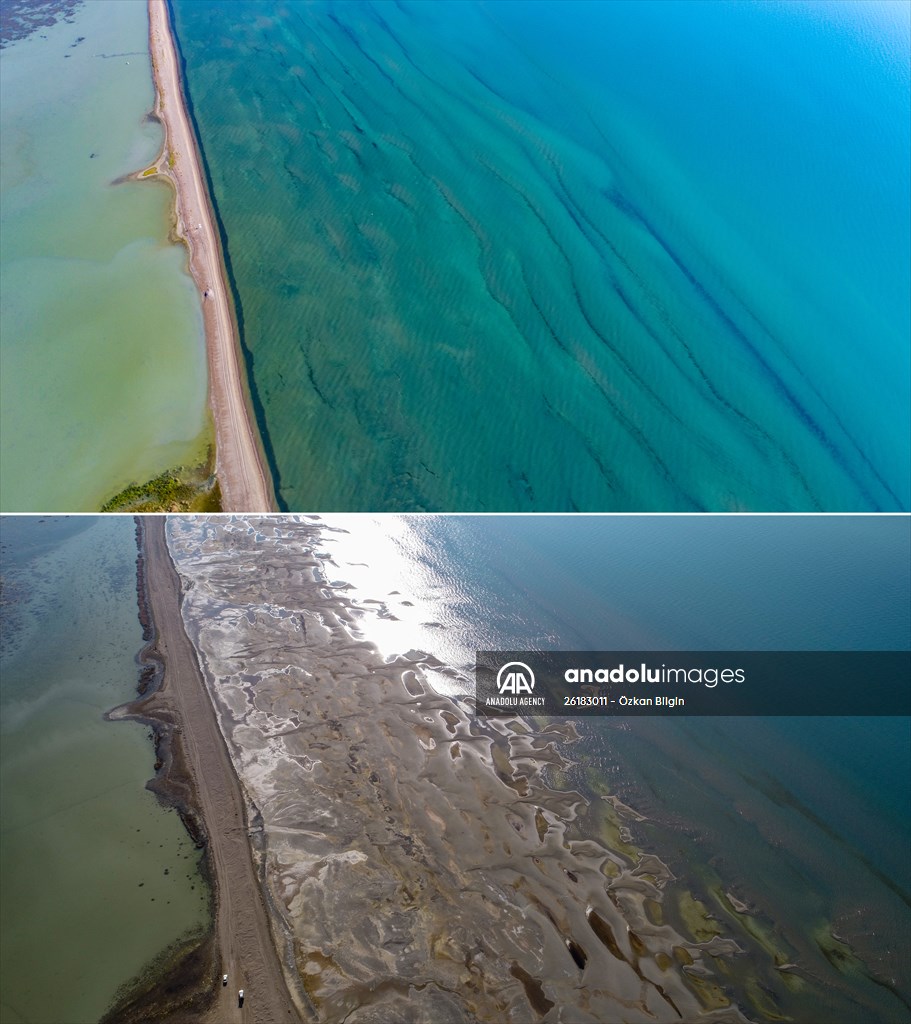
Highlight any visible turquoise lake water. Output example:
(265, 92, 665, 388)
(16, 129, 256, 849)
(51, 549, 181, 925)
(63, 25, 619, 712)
(171, 0, 909, 512)
(321, 513, 911, 1022)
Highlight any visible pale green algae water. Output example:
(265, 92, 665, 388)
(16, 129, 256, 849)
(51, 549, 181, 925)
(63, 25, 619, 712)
(0, 516, 209, 1024)
(0, 0, 210, 512)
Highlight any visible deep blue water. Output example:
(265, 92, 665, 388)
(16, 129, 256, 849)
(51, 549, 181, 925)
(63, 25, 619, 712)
(171, 0, 910, 511)
(321, 513, 911, 1021)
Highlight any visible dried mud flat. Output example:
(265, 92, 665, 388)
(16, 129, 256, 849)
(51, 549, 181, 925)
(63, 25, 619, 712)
(162, 515, 751, 1024)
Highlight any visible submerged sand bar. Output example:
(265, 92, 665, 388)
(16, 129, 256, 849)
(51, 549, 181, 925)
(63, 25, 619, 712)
(147, 0, 274, 513)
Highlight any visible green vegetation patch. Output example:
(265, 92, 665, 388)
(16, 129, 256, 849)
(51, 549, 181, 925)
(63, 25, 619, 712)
(141, 166, 157, 177)
(101, 454, 220, 513)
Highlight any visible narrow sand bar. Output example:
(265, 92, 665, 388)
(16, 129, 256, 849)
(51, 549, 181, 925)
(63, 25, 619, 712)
(127, 518, 303, 1023)
(146, 0, 274, 513)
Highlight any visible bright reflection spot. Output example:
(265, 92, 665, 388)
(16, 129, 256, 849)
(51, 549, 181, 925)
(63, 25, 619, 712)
(317, 515, 471, 697)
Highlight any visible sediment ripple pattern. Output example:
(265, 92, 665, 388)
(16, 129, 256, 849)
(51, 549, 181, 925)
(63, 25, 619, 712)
(168, 516, 751, 1022)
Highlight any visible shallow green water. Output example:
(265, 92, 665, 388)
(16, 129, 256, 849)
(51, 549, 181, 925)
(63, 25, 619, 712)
(0, 517, 209, 1024)
(0, 0, 210, 512)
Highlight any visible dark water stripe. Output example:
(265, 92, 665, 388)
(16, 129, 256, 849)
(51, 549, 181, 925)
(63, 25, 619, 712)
(538, 151, 830, 505)
(598, 103, 905, 510)
(609, 190, 900, 511)
(326, 8, 397, 91)
(424, 167, 699, 509)
(744, 770, 911, 912)
(541, 395, 623, 497)
(537, 155, 825, 508)
(479, 157, 716, 439)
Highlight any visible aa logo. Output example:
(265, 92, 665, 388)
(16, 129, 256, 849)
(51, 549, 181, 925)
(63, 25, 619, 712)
(496, 661, 535, 695)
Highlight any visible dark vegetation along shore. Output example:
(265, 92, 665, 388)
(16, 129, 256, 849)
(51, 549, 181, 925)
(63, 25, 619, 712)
(100, 449, 221, 514)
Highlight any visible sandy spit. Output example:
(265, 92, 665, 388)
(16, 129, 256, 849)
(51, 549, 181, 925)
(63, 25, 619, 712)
(145, 0, 275, 513)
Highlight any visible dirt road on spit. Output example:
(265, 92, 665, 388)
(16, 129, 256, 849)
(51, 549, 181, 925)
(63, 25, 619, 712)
(143, 518, 302, 1024)
(147, 0, 275, 513)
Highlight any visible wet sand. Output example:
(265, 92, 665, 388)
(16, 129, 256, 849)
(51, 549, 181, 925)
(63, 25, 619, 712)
(145, 0, 274, 513)
(111, 518, 303, 1023)
(165, 515, 752, 1023)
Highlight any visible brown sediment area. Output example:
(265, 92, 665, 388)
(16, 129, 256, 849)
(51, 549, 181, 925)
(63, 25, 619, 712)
(164, 515, 753, 1023)
(107, 517, 304, 1023)
(142, 0, 275, 514)
(100, 928, 216, 1024)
